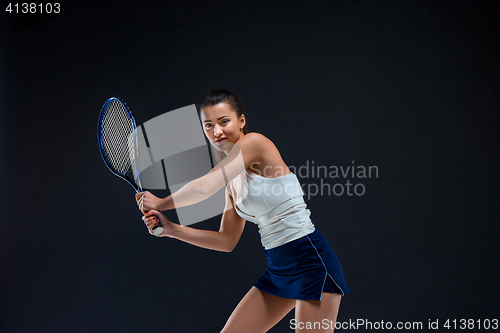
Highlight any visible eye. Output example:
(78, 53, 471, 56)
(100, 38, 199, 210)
(204, 123, 213, 129)
(221, 119, 229, 125)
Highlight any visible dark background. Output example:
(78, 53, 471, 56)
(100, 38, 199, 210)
(1, 1, 499, 332)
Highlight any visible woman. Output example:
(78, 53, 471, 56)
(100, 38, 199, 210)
(136, 90, 349, 333)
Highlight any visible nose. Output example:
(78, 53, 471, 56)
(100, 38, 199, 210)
(214, 124, 223, 136)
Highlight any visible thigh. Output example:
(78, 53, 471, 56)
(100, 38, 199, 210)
(295, 293, 342, 333)
(221, 286, 296, 333)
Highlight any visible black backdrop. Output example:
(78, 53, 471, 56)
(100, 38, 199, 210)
(1, 1, 499, 332)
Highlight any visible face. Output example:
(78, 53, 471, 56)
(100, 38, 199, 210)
(200, 102, 246, 153)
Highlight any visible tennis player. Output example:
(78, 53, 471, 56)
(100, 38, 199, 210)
(136, 90, 349, 333)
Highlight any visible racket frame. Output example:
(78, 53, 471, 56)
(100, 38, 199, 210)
(97, 97, 163, 235)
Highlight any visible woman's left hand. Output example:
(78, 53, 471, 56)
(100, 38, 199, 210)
(142, 210, 173, 237)
(136, 191, 163, 213)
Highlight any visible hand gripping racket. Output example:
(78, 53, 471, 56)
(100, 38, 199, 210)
(97, 97, 163, 235)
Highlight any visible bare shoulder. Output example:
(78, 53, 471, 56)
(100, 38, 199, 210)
(237, 132, 288, 176)
(236, 133, 285, 172)
(236, 132, 276, 152)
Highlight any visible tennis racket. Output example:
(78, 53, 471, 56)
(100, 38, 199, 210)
(97, 97, 163, 235)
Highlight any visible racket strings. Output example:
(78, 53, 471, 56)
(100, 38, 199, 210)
(104, 103, 133, 171)
(100, 100, 136, 174)
(102, 116, 132, 173)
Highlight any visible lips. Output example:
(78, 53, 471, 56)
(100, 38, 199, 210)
(215, 137, 227, 143)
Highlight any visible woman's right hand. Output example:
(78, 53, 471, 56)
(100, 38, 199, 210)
(142, 210, 175, 237)
(136, 191, 163, 214)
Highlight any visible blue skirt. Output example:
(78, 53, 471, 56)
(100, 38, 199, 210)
(253, 229, 350, 301)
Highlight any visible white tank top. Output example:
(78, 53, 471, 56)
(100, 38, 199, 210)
(228, 170, 316, 249)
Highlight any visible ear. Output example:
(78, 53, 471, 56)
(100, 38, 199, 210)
(239, 114, 246, 130)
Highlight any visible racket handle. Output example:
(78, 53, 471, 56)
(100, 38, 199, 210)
(152, 225, 164, 235)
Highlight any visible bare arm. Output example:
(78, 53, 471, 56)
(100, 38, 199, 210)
(143, 186, 246, 252)
(137, 134, 265, 212)
(160, 144, 244, 210)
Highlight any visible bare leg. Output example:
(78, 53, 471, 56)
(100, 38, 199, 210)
(221, 287, 296, 333)
(294, 293, 342, 333)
